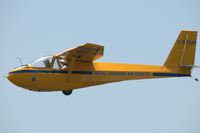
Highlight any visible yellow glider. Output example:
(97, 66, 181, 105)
(7, 30, 198, 95)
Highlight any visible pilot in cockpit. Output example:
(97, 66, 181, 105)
(43, 59, 50, 68)
(60, 59, 68, 69)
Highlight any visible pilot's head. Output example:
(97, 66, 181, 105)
(43, 59, 50, 67)
(60, 59, 67, 65)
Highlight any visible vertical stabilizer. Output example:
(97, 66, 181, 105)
(164, 30, 197, 68)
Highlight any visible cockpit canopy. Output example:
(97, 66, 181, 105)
(30, 55, 67, 69)
(31, 56, 53, 68)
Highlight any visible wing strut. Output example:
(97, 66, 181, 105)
(66, 56, 76, 83)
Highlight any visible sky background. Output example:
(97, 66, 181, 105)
(1, 0, 200, 133)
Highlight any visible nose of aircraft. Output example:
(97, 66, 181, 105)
(7, 71, 15, 84)
(7, 68, 32, 90)
(7, 69, 23, 88)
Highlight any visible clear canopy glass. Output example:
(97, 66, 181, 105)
(31, 56, 53, 68)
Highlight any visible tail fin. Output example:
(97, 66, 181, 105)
(164, 30, 198, 68)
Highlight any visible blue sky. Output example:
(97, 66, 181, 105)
(1, 0, 200, 133)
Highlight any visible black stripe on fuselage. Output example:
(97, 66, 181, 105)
(8, 70, 190, 77)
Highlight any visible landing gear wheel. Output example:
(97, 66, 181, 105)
(62, 90, 73, 96)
